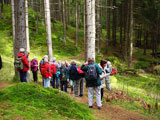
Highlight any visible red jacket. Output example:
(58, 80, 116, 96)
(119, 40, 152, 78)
(17, 52, 29, 72)
(40, 62, 51, 78)
(50, 64, 57, 74)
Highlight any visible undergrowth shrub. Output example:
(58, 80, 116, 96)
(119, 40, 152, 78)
(134, 61, 150, 69)
(153, 65, 160, 75)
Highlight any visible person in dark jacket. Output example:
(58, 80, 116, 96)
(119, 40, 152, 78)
(0, 55, 2, 70)
(67, 60, 83, 97)
(17, 48, 29, 82)
(31, 56, 38, 82)
(81, 58, 102, 110)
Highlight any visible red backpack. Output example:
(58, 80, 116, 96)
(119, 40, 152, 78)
(77, 66, 85, 77)
(110, 67, 116, 76)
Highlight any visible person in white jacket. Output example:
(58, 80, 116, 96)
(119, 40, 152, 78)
(99, 60, 109, 100)
(104, 61, 112, 90)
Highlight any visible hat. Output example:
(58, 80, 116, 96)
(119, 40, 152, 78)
(43, 55, 48, 59)
(19, 48, 25, 53)
(107, 61, 111, 65)
(34, 56, 37, 59)
(52, 57, 56, 62)
(44, 58, 48, 62)
(71, 60, 76, 65)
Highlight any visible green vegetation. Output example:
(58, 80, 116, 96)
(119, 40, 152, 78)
(0, 83, 94, 120)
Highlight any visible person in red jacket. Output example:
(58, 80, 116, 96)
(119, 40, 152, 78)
(17, 48, 29, 82)
(40, 58, 52, 88)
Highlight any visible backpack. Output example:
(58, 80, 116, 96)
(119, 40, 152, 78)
(85, 64, 97, 81)
(110, 67, 116, 76)
(69, 65, 79, 80)
(40, 64, 49, 77)
(77, 66, 85, 77)
(60, 66, 67, 80)
(14, 57, 24, 70)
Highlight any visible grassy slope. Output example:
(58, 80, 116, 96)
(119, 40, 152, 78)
(0, 83, 94, 120)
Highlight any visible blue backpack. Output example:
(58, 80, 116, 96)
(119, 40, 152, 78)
(85, 64, 97, 81)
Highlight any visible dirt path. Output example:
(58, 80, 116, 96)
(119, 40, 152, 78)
(0, 82, 9, 89)
(0, 82, 153, 120)
(69, 89, 153, 120)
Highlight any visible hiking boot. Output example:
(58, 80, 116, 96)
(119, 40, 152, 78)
(79, 94, 83, 97)
(89, 106, 92, 108)
(98, 106, 101, 110)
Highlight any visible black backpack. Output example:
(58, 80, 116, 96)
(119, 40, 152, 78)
(85, 64, 98, 81)
(69, 64, 79, 80)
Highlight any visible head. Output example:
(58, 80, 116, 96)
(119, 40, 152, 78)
(88, 57, 94, 62)
(44, 58, 48, 62)
(100, 60, 107, 67)
(107, 61, 112, 66)
(43, 55, 48, 59)
(61, 61, 65, 66)
(52, 57, 56, 62)
(71, 60, 76, 65)
(34, 56, 37, 60)
(65, 60, 69, 67)
(26, 51, 30, 57)
(19, 48, 25, 53)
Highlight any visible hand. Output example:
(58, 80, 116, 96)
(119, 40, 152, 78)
(67, 79, 69, 82)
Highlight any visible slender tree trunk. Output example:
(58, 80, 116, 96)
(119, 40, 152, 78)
(44, 0, 53, 60)
(106, 0, 111, 46)
(84, 0, 88, 61)
(75, 3, 79, 47)
(11, 0, 15, 57)
(143, 31, 147, 55)
(87, 0, 95, 60)
(96, 0, 101, 54)
(62, 0, 66, 43)
(120, 2, 123, 53)
(128, 0, 133, 68)
(36, 0, 39, 33)
(25, 0, 30, 52)
(112, 0, 117, 45)
(58, 0, 61, 21)
(67, 0, 70, 25)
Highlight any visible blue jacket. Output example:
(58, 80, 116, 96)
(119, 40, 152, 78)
(81, 62, 102, 87)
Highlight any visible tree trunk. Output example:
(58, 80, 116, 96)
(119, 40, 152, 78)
(84, 0, 88, 62)
(143, 31, 147, 55)
(96, 0, 101, 54)
(120, 2, 123, 53)
(62, 0, 66, 43)
(86, 0, 95, 60)
(36, 0, 39, 33)
(11, 0, 15, 57)
(128, 0, 133, 68)
(14, 0, 26, 57)
(25, 0, 30, 52)
(106, 0, 111, 46)
(112, 0, 117, 45)
(44, 0, 53, 61)
(75, 3, 79, 47)
(67, 0, 70, 25)
(58, 0, 61, 21)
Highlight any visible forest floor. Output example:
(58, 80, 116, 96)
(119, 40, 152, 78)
(0, 81, 153, 120)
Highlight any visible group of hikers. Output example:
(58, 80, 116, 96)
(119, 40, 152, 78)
(15, 48, 114, 110)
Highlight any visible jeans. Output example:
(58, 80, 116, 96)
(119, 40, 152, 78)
(43, 77, 50, 88)
(74, 78, 84, 97)
(32, 71, 38, 82)
(19, 71, 27, 82)
(52, 74, 59, 89)
(60, 81, 67, 92)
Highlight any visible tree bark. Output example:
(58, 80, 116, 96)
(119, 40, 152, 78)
(112, 0, 117, 45)
(96, 0, 101, 54)
(14, 0, 26, 57)
(44, 0, 53, 60)
(25, 0, 30, 52)
(62, 0, 66, 43)
(58, 0, 61, 21)
(75, 3, 79, 47)
(128, 0, 133, 68)
(106, 0, 111, 46)
(86, 0, 95, 60)
(120, 2, 123, 53)
(11, 0, 15, 57)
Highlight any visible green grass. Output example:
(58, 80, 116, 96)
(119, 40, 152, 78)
(0, 83, 94, 120)
(110, 75, 160, 119)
